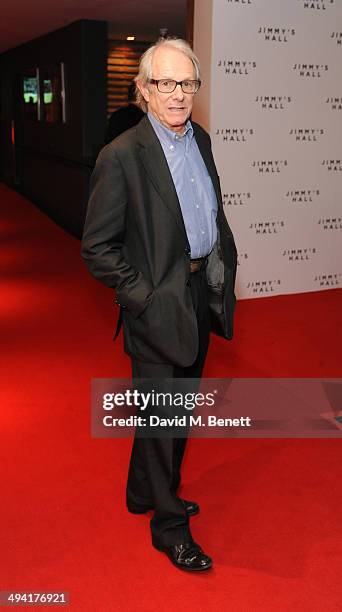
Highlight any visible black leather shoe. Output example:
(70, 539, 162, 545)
(153, 541, 212, 571)
(127, 498, 200, 517)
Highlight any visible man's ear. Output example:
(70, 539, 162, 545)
(136, 80, 150, 104)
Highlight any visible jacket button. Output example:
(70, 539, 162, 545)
(185, 248, 190, 255)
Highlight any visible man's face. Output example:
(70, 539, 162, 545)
(138, 46, 196, 133)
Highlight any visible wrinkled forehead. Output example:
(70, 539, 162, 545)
(151, 47, 196, 79)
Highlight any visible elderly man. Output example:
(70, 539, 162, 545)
(81, 38, 237, 571)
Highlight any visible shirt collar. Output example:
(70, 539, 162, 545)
(147, 112, 193, 147)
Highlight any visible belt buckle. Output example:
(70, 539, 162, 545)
(190, 257, 206, 273)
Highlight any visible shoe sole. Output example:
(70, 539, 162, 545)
(168, 559, 212, 572)
(127, 506, 199, 517)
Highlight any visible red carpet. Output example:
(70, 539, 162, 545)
(1, 182, 342, 610)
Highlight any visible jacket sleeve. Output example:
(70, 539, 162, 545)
(81, 144, 153, 318)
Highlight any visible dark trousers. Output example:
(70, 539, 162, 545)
(126, 267, 211, 547)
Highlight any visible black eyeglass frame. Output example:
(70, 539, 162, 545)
(147, 78, 202, 93)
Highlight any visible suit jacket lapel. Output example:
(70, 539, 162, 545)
(136, 116, 189, 240)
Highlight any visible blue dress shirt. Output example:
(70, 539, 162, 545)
(147, 112, 218, 259)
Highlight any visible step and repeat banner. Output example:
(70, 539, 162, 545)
(195, 0, 342, 299)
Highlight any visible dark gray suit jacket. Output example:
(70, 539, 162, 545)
(81, 115, 237, 366)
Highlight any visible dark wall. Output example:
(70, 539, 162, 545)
(0, 20, 107, 237)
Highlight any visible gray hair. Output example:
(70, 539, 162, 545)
(135, 38, 201, 112)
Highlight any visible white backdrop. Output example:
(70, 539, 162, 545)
(193, 0, 342, 299)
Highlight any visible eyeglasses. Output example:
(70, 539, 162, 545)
(147, 78, 201, 94)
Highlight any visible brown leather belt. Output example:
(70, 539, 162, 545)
(190, 256, 208, 273)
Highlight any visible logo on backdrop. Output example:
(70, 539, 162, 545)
(258, 26, 295, 42)
(318, 217, 342, 230)
(322, 159, 342, 171)
(217, 60, 257, 75)
(289, 128, 324, 142)
(223, 192, 251, 206)
(293, 64, 328, 77)
(298, 0, 335, 11)
(255, 95, 292, 110)
(246, 280, 282, 294)
(330, 31, 342, 45)
(238, 253, 249, 266)
(283, 248, 317, 261)
(286, 189, 320, 203)
(326, 97, 342, 110)
(249, 221, 285, 235)
(314, 273, 341, 287)
(251, 160, 288, 173)
(226, 0, 253, 5)
(215, 128, 254, 143)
